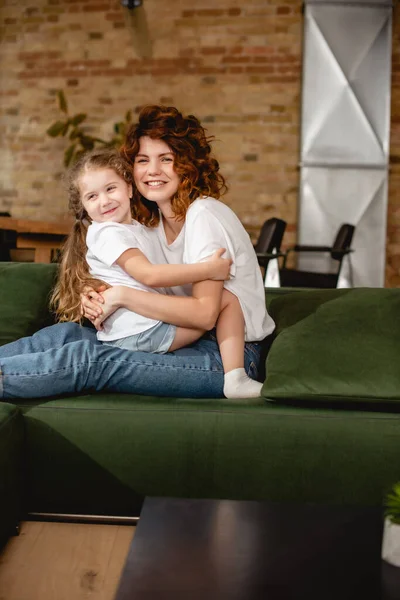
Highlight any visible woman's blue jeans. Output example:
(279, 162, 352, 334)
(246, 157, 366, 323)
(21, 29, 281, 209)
(0, 323, 263, 399)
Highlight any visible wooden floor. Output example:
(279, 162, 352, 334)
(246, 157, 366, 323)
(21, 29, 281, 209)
(0, 521, 135, 600)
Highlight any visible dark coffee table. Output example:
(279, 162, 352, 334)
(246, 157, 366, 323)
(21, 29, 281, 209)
(115, 497, 400, 600)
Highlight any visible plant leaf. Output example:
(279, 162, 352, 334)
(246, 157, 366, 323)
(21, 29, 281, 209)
(69, 128, 80, 140)
(70, 113, 87, 127)
(64, 144, 77, 167)
(61, 121, 70, 136)
(384, 481, 400, 520)
(57, 90, 68, 114)
(47, 121, 67, 137)
(80, 136, 95, 150)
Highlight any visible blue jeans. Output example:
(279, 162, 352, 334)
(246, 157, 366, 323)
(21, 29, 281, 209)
(0, 323, 263, 399)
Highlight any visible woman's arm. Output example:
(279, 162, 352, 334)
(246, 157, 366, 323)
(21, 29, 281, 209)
(116, 248, 231, 287)
(94, 280, 224, 331)
(81, 248, 229, 321)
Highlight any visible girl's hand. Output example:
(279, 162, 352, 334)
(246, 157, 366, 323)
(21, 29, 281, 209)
(93, 286, 124, 331)
(208, 248, 232, 281)
(81, 285, 107, 321)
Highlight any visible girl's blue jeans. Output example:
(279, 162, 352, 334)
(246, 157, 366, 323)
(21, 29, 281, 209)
(0, 323, 263, 399)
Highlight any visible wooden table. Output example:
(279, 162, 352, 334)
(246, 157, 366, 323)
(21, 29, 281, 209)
(115, 497, 400, 600)
(0, 216, 72, 263)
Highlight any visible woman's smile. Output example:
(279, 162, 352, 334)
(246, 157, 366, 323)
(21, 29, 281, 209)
(146, 180, 167, 187)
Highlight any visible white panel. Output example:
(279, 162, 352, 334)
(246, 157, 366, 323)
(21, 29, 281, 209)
(303, 86, 386, 165)
(300, 167, 386, 223)
(298, 167, 388, 286)
(299, 3, 391, 287)
(301, 13, 348, 158)
(309, 5, 389, 82)
(351, 181, 388, 287)
(302, 5, 391, 165)
(309, 0, 391, 4)
(351, 17, 392, 155)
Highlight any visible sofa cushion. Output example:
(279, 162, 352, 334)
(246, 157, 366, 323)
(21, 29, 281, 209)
(0, 262, 57, 347)
(262, 288, 400, 404)
(14, 394, 400, 512)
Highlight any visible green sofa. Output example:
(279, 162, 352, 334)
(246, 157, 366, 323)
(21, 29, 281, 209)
(1, 262, 400, 550)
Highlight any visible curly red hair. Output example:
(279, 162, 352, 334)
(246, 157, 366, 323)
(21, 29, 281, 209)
(121, 105, 227, 227)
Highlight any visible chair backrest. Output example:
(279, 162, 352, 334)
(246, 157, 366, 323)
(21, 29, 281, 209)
(0, 226, 16, 261)
(254, 218, 287, 254)
(331, 223, 355, 261)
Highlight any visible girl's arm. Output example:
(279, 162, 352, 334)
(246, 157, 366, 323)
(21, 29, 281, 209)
(116, 248, 231, 287)
(94, 280, 224, 331)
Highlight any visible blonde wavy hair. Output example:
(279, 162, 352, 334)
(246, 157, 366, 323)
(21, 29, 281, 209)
(122, 104, 227, 227)
(50, 148, 135, 323)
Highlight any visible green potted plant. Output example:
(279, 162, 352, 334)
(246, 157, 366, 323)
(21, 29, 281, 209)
(47, 90, 133, 166)
(382, 482, 400, 566)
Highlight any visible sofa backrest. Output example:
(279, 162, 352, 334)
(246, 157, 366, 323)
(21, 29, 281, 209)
(0, 262, 58, 347)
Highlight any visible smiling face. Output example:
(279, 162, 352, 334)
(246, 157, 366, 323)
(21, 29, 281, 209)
(133, 136, 180, 209)
(79, 167, 133, 225)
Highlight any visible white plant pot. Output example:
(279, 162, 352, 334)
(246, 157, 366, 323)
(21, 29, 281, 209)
(382, 517, 400, 567)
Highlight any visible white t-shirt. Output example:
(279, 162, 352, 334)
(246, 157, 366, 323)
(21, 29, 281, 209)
(150, 197, 275, 342)
(86, 220, 166, 341)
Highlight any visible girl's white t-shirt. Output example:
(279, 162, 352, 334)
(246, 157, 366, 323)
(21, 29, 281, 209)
(150, 197, 275, 342)
(86, 220, 166, 341)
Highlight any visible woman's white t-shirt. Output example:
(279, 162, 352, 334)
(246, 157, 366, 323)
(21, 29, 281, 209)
(86, 220, 166, 341)
(149, 197, 275, 342)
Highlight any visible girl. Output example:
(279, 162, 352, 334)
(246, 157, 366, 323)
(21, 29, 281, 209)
(83, 105, 275, 398)
(51, 148, 232, 354)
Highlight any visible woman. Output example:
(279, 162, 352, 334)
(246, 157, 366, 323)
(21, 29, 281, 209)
(0, 106, 275, 400)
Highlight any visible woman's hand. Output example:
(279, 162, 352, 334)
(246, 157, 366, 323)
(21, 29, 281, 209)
(93, 286, 125, 331)
(80, 285, 106, 321)
(207, 248, 232, 281)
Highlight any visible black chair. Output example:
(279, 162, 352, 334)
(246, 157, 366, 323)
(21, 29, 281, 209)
(254, 218, 287, 269)
(0, 212, 17, 262)
(279, 223, 355, 289)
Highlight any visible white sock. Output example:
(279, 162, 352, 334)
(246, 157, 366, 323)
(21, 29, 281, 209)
(223, 367, 263, 399)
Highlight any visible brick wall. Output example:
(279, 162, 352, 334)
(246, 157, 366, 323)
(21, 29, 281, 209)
(0, 0, 399, 286)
